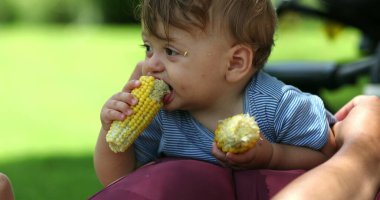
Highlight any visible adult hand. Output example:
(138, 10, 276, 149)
(333, 95, 380, 150)
(273, 95, 380, 200)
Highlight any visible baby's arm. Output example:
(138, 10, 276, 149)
(269, 126, 337, 169)
(213, 131, 334, 170)
(271, 125, 334, 169)
(94, 80, 141, 186)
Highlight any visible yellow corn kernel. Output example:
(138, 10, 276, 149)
(214, 114, 260, 153)
(106, 76, 169, 153)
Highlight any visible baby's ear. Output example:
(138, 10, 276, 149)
(225, 44, 255, 83)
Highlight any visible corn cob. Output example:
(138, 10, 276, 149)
(106, 76, 169, 153)
(214, 114, 260, 153)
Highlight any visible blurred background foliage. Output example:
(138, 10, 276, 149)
(0, 0, 140, 24)
(0, 0, 366, 199)
(0, 0, 317, 24)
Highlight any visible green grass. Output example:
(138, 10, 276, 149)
(1, 155, 100, 199)
(0, 24, 145, 199)
(0, 19, 367, 199)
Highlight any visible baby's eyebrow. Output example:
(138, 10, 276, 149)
(167, 36, 179, 42)
(141, 30, 177, 43)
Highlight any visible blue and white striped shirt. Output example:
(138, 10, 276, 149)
(134, 70, 336, 165)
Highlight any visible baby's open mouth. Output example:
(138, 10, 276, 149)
(163, 85, 173, 104)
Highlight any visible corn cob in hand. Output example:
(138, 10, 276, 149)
(106, 76, 169, 153)
(214, 114, 261, 153)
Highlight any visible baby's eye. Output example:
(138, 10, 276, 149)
(141, 44, 152, 53)
(165, 48, 179, 56)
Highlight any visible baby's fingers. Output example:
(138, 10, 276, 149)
(102, 98, 132, 121)
(211, 142, 231, 168)
(111, 92, 138, 109)
(106, 99, 132, 116)
(122, 79, 141, 93)
(225, 148, 256, 165)
(101, 93, 138, 124)
(100, 108, 125, 131)
(102, 108, 126, 122)
(212, 142, 227, 162)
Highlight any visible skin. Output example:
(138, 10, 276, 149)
(0, 173, 14, 200)
(95, 19, 335, 186)
(273, 95, 380, 200)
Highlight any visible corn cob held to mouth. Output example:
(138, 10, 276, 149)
(214, 114, 261, 153)
(106, 76, 170, 153)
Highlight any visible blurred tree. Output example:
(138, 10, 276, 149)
(48, 0, 102, 24)
(0, 0, 102, 24)
(0, 0, 16, 22)
(95, 0, 140, 24)
(0, 0, 166, 25)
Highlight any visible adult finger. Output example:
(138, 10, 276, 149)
(334, 95, 379, 121)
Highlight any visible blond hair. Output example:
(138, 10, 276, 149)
(139, 0, 277, 69)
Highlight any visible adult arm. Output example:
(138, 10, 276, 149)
(273, 95, 380, 200)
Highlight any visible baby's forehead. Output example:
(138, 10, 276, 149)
(142, 21, 210, 42)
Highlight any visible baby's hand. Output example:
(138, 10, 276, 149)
(100, 79, 141, 131)
(212, 133, 273, 170)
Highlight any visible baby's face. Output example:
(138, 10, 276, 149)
(140, 21, 234, 112)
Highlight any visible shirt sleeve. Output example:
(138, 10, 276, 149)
(273, 88, 330, 150)
(133, 113, 163, 165)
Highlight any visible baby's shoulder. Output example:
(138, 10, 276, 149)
(248, 70, 301, 101)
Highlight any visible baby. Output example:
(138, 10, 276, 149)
(95, 0, 337, 185)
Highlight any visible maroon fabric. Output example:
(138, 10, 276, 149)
(89, 158, 235, 200)
(234, 169, 305, 200)
(89, 158, 380, 200)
